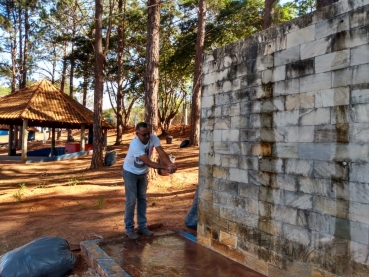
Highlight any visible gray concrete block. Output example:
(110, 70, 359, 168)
(264, 36, 287, 55)
(350, 162, 369, 183)
(283, 190, 313, 209)
(222, 103, 240, 117)
(299, 108, 331, 126)
(308, 212, 335, 233)
(221, 129, 240, 142)
(351, 103, 369, 123)
(287, 25, 315, 48)
(239, 183, 260, 200)
(301, 37, 331, 60)
(286, 92, 315, 110)
(314, 124, 349, 143)
(274, 78, 300, 96)
(240, 129, 260, 142)
(299, 176, 331, 197)
(272, 143, 299, 158)
(315, 13, 350, 39)
(350, 221, 369, 245)
(350, 5, 369, 29)
(260, 158, 284, 173)
(214, 117, 231, 130)
(349, 182, 369, 204)
(332, 26, 369, 52)
(286, 159, 314, 177)
(300, 72, 332, 93)
(351, 89, 369, 104)
(258, 219, 282, 236)
(350, 123, 369, 143)
(298, 143, 336, 161)
(259, 186, 282, 204)
(353, 64, 369, 85)
(349, 202, 369, 225)
(314, 160, 348, 180)
(315, 87, 349, 108)
(334, 143, 369, 162)
(330, 105, 351, 125)
(351, 44, 369, 66)
(276, 174, 297, 191)
(349, 241, 369, 265)
(220, 154, 239, 168)
(315, 50, 350, 73)
(274, 45, 300, 67)
(283, 223, 311, 245)
(286, 59, 314, 79)
(274, 110, 300, 127)
(283, 126, 315, 142)
(260, 128, 285, 142)
(313, 196, 349, 218)
(228, 168, 248, 183)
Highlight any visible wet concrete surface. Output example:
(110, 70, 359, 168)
(99, 233, 265, 277)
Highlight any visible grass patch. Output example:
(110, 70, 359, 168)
(13, 190, 23, 203)
(97, 196, 106, 209)
(68, 177, 79, 186)
(37, 182, 47, 189)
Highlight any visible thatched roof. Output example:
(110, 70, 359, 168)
(0, 80, 115, 129)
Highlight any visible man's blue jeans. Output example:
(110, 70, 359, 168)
(123, 170, 148, 233)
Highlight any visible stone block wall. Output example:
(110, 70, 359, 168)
(197, 0, 369, 276)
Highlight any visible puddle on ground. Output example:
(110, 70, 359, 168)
(99, 233, 265, 277)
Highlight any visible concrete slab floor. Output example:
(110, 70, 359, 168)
(81, 231, 266, 277)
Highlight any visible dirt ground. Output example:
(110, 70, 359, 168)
(0, 125, 199, 276)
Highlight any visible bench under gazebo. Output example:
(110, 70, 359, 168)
(0, 80, 114, 162)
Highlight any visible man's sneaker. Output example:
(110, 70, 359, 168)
(126, 231, 139, 239)
(137, 228, 154, 237)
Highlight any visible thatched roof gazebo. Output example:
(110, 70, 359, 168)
(0, 79, 115, 162)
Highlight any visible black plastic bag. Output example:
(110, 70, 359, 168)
(0, 236, 76, 277)
(185, 186, 199, 230)
(104, 151, 117, 166)
(179, 139, 190, 148)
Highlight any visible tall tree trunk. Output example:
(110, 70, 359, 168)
(90, 0, 105, 169)
(18, 7, 23, 89)
(68, 32, 75, 138)
(21, 7, 29, 88)
(263, 0, 277, 29)
(115, 0, 126, 145)
(145, 0, 161, 135)
(189, 0, 206, 146)
(5, 0, 17, 92)
(60, 44, 68, 92)
(82, 73, 88, 106)
(145, 0, 161, 180)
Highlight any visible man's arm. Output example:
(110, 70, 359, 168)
(137, 154, 169, 170)
(155, 146, 177, 173)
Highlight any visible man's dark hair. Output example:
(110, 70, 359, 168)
(136, 122, 149, 131)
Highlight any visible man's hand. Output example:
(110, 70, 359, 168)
(166, 163, 177, 174)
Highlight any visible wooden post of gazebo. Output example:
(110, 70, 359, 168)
(21, 120, 28, 163)
(80, 125, 85, 151)
(8, 125, 13, 156)
(51, 128, 55, 156)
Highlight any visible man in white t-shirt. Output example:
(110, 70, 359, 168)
(123, 122, 177, 239)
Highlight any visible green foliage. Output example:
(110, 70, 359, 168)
(0, 86, 10, 96)
(18, 183, 27, 190)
